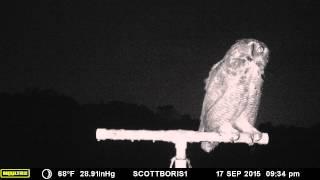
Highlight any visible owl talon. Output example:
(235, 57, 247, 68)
(231, 133, 240, 143)
(252, 133, 263, 143)
(248, 132, 262, 145)
(218, 132, 240, 143)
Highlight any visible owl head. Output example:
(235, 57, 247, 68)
(226, 39, 270, 71)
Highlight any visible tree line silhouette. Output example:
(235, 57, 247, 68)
(0, 89, 319, 167)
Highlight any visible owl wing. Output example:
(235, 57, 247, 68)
(199, 60, 227, 131)
(247, 76, 263, 125)
(204, 60, 224, 91)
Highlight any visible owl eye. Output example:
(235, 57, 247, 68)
(256, 46, 264, 53)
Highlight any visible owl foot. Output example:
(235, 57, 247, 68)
(233, 121, 262, 145)
(248, 132, 263, 146)
(230, 132, 241, 143)
(217, 123, 241, 143)
(252, 132, 263, 142)
(218, 131, 241, 143)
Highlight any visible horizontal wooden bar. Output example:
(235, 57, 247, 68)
(96, 129, 269, 145)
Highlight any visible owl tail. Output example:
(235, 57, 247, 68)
(201, 142, 219, 153)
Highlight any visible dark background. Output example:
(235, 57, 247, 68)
(1, 0, 320, 167)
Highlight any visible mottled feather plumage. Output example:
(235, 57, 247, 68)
(199, 39, 270, 153)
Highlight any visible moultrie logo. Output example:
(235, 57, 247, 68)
(0, 169, 30, 178)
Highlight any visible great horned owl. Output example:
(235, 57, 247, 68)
(199, 39, 269, 153)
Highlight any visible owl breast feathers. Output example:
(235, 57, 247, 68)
(199, 39, 270, 153)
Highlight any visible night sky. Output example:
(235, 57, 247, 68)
(1, 0, 320, 127)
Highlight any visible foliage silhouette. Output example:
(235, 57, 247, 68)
(0, 89, 319, 167)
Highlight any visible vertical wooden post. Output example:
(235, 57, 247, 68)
(174, 141, 187, 168)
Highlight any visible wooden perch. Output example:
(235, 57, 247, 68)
(96, 129, 269, 145)
(96, 129, 269, 168)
